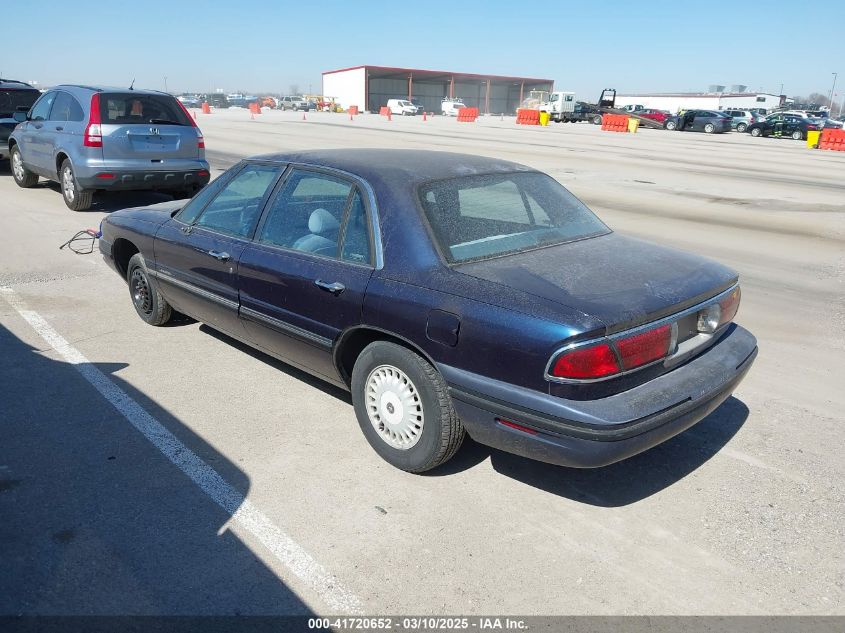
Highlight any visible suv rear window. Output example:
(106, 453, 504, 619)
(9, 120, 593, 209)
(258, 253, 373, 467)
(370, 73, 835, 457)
(419, 172, 609, 264)
(100, 93, 192, 126)
(0, 88, 40, 118)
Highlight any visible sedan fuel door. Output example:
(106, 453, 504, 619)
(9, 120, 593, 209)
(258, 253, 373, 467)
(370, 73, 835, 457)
(238, 168, 377, 381)
(153, 162, 281, 337)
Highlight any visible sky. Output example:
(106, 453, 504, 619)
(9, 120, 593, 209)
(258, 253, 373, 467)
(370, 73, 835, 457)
(3, 0, 843, 100)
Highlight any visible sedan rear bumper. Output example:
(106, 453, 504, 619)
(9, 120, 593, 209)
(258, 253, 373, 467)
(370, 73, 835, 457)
(441, 324, 757, 468)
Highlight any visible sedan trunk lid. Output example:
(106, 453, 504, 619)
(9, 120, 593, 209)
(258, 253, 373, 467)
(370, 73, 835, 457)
(455, 232, 737, 334)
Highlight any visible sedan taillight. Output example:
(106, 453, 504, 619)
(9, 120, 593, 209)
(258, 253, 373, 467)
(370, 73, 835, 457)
(550, 323, 673, 380)
(548, 287, 741, 382)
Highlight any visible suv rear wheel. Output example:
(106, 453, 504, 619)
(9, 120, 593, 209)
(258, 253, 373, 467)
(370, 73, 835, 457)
(736, 123, 748, 133)
(60, 159, 93, 211)
(10, 146, 38, 188)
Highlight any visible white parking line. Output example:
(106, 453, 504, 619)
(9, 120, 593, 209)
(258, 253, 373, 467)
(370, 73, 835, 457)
(0, 286, 363, 614)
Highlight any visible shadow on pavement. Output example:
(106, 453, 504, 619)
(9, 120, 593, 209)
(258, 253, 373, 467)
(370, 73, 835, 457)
(0, 322, 314, 615)
(445, 397, 748, 507)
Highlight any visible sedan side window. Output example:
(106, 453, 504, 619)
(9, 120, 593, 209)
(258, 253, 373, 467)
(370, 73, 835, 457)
(29, 92, 57, 121)
(194, 164, 279, 238)
(258, 170, 353, 258)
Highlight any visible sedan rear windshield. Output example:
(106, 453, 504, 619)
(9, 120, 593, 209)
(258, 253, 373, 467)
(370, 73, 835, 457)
(100, 93, 192, 126)
(419, 172, 610, 264)
(0, 88, 40, 118)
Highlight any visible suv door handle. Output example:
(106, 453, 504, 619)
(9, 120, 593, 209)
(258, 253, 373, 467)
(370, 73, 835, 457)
(314, 280, 345, 296)
(207, 250, 231, 261)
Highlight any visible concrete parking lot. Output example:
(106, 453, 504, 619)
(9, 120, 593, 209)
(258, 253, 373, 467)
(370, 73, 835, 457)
(1, 108, 843, 616)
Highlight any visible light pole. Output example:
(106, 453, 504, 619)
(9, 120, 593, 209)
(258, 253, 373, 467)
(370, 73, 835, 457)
(828, 72, 837, 109)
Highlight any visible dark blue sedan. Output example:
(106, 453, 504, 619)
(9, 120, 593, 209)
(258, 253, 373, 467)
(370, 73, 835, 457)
(100, 150, 757, 473)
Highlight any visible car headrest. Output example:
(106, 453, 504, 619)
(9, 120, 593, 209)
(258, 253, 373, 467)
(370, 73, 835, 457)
(308, 208, 339, 235)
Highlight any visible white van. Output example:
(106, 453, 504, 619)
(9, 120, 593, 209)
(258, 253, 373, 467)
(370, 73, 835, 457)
(387, 99, 418, 116)
(441, 98, 466, 116)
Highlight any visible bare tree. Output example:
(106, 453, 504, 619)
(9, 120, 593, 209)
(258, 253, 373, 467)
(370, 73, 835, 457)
(289, 84, 300, 96)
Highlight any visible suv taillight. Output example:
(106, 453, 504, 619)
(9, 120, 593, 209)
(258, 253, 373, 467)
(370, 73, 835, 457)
(83, 93, 102, 148)
(174, 98, 204, 148)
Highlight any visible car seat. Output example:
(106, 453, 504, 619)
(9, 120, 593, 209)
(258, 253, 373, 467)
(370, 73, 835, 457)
(293, 208, 339, 257)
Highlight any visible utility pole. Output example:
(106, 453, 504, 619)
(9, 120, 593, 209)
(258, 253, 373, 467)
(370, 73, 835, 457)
(828, 72, 837, 109)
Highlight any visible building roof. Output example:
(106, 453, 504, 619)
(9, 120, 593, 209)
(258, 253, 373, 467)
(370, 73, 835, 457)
(322, 65, 553, 84)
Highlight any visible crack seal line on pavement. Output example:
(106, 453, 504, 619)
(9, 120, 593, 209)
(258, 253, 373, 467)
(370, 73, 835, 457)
(0, 286, 363, 614)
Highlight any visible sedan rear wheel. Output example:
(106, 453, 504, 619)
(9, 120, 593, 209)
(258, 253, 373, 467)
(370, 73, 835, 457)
(792, 130, 804, 140)
(351, 341, 464, 472)
(60, 159, 93, 211)
(127, 253, 172, 326)
(750, 127, 763, 137)
(10, 146, 38, 188)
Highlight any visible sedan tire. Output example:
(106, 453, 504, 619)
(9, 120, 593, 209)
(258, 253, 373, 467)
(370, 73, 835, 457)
(704, 123, 716, 134)
(10, 146, 38, 188)
(665, 120, 677, 131)
(60, 159, 93, 211)
(127, 253, 173, 326)
(792, 130, 804, 140)
(351, 341, 465, 473)
(750, 127, 763, 137)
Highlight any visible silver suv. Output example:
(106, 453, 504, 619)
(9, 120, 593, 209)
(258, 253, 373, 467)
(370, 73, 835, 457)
(9, 85, 210, 210)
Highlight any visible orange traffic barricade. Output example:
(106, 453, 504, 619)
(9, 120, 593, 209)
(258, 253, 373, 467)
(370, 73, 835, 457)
(516, 109, 540, 125)
(457, 107, 479, 122)
(819, 128, 845, 151)
(201, 102, 211, 114)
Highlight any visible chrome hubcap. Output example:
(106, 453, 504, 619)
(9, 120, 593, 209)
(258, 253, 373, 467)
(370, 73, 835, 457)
(365, 365, 424, 450)
(12, 152, 24, 181)
(131, 269, 152, 315)
(62, 166, 75, 201)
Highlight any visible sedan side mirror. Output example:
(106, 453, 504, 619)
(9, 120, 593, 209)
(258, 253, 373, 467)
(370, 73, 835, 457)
(12, 111, 27, 122)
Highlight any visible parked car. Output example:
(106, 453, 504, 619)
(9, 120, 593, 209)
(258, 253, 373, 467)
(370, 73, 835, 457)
(0, 78, 41, 161)
(279, 96, 313, 111)
(387, 99, 418, 116)
(747, 114, 819, 140)
(9, 85, 210, 210)
(202, 93, 229, 109)
(99, 149, 757, 473)
(664, 110, 732, 133)
(631, 108, 670, 124)
(722, 109, 762, 133)
(441, 99, 466, 116)
(410, 100, 426, 114)
(810, 117, 843, 129)
(177, 95, 201, 109)
(620, 104, 645, 112)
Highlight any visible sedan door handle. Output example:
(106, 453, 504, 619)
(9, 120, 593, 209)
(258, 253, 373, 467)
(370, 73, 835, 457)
(206, 250, 230, 261)
(314, 280, 346, 296)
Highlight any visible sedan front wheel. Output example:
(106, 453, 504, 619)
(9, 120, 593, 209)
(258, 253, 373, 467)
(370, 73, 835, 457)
(750, 127, 763, 137)
(351, 341, 465, 472)
(127, 253, 173, 326)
